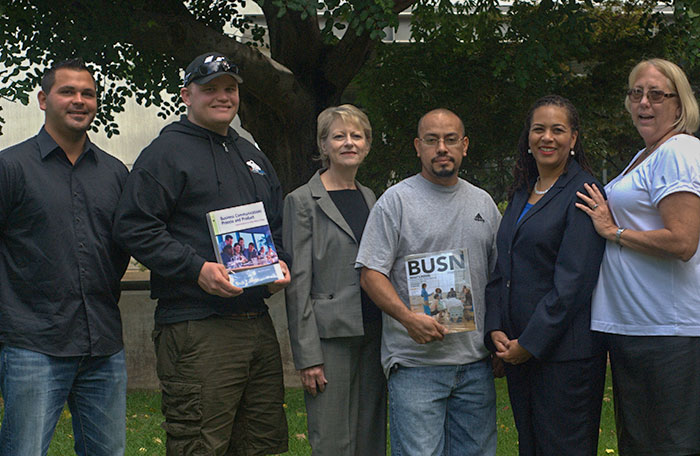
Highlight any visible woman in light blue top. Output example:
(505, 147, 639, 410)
(577, 58, 700, 456)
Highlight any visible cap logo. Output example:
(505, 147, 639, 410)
(204, 55, 226, 64)
(183, 54, 241, 86)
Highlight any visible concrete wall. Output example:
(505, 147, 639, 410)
(118, 289, 300, 390)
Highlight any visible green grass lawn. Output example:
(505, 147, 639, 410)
(0, 370, 619, 455)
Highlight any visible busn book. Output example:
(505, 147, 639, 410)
(405, 248, 475, 333)
(206, 201, 283, 288)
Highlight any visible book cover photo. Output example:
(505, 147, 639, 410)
(207, 201, 283, 288)
(405, 248, 475, 333)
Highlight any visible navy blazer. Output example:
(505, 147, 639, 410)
(484, 160, 606, 361)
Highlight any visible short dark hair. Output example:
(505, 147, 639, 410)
(41, 58, 95, 94)
(225, 235, 233, 240)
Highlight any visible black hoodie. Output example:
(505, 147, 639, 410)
(114, 116, 288, 324)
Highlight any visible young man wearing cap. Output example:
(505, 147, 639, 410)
(113, 52, 291, 455)
(0, 58, 129, 455)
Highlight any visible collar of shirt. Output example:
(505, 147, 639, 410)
(36, 126, 98, 164)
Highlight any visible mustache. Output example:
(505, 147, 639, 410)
(432, 155, 455, 164)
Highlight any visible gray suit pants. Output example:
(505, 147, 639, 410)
(304, 319, 387, 456)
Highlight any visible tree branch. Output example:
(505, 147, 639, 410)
(41, 0, 304, 118)
(126, 4, 304, 117)
(323, 0, 417, 93)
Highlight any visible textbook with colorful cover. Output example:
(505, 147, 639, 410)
(405, 248, 476, 333)
(206, 201, 283, 288)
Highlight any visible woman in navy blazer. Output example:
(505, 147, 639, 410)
(484, 95, 607, 455)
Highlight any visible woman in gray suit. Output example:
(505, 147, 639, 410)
(284, 105, 386, 455)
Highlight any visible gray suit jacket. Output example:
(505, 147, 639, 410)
(283, 169, 376, 370)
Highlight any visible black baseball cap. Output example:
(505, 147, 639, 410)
(183, 52, 243, 86)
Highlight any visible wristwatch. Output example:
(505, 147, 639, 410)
(615, 227, 626, 244)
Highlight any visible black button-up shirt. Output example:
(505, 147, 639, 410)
(0, 127, 129, 356)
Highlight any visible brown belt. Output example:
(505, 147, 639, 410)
(224, 311, 267, 320)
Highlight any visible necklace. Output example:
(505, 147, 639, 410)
(643, 131, 677, 159)
(533, 176, 554, 195)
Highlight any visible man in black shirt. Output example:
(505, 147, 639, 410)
(113, 52, 291, 455)
(0, 59, 129, 455)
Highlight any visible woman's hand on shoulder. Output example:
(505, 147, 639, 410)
(578, 183, 700, 260)
(576, 183, 618, 240)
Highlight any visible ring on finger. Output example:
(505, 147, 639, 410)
(592, 204, 599, 210)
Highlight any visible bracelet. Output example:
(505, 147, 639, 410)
(615, 227, 626, 244)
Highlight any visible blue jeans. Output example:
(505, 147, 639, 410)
(0, 346, 127, 456)
(387, 359, 496, 456)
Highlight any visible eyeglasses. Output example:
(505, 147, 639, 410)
(184, 57, 239, 86)
(627, 88, 677, 104)
(418, 136, 464, 147)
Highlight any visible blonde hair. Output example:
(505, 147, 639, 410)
(316, 104, 372, 167)
(625, 58, 700, 134)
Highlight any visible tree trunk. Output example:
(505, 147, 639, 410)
(239, 89, 330, 193)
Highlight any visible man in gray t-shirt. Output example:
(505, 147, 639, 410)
(357, 108, 500, 456)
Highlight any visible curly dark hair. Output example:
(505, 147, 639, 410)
(508, 95, 593, 200)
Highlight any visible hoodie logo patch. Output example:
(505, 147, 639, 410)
(246, 160, 266, 175)
(474, 213, 485, 222)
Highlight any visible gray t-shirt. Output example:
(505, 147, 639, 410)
(356, 174, 501, 376)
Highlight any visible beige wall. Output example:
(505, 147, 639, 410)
(119, 288, 300, 390)
(0, 91, 254, 168)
